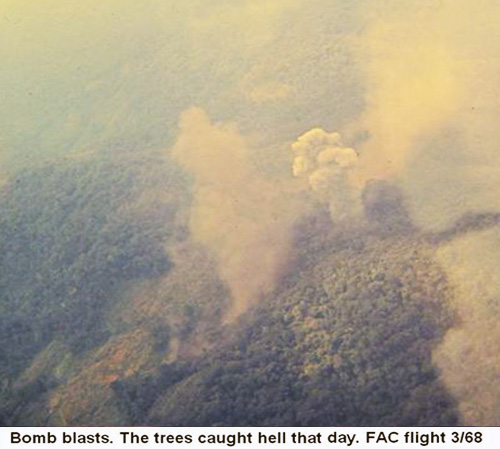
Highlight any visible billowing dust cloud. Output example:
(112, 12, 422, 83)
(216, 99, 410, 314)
(171, 113, 365, 319)
(171, 107, 302, 318)
(291, 128, 361, 221)
(358, 0, 500, 424)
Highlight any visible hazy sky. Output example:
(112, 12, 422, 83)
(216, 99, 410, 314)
(0, 0, 363, 172)
(2, 0, 500, 425)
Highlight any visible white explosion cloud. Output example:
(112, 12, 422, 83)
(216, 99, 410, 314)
(291, 128, 361, 221)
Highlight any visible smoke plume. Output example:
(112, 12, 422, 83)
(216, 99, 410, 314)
(435, 229, 500, 425)
(358, 0, 500, 424)
(291, 128, 362, 221)
(171, 107, 302, 318)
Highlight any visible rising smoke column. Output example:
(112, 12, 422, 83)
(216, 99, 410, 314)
(171, 107, 302, 318)
(357, 0, 500, 424)
(291, 128, 361, 221)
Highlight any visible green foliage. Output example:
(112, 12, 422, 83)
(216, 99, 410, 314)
(145, 231, 458, 426)
(0, 154, 181, 376)
(0, 158, 461, 426)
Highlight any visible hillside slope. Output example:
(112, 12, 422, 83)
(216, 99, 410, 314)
(0, 157, 460, 426)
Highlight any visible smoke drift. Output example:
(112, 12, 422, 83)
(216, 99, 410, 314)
(171, 108, 302, 318)
(2, 0, 499, 427)
(358, 0, 500, 424)
(166, 0, 500, 424)
(171, 110, 365, 317)
(435, 230, 500, 425)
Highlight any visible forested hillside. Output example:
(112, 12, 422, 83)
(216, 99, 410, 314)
(144, 228, 459, 426)
(0, 152, 190, 424)
(0, 154, 462, 425)
(3, 0, 500, 428)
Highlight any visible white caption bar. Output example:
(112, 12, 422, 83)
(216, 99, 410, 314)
(1, 427, 499, 449)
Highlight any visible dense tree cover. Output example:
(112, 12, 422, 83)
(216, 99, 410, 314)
(0, 157, 464, 426)
(143, 231, 459, 426)
(0, 153, 184, 380)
